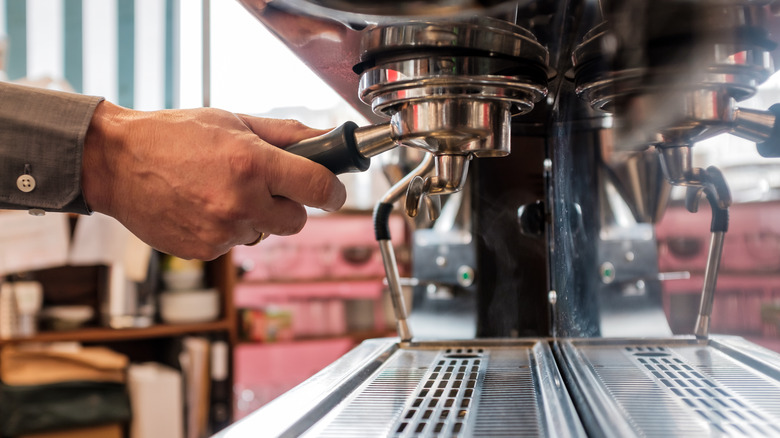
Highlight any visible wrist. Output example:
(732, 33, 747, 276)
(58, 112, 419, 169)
(82, 100, 127, 215)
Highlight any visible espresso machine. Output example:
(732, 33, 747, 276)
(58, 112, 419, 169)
(217, 1, 780, 436)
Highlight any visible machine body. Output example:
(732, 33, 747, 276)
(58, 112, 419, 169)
(219, 1, 780, 437)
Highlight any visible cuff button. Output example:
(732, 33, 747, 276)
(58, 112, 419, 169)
(16, 174, 36, 192)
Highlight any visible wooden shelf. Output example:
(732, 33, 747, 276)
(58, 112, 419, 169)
(0, 319, 233, 345)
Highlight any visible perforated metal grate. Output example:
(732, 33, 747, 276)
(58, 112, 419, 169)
(393, 348, 485, 437)
(627, 346, 780, 436)
(561, 339, 780, 438)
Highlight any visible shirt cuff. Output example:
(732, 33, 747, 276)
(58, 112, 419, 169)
(0, 82, 104, 214)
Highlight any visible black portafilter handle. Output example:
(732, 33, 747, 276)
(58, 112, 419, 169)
(757, 103, 780, 158)
(284, 121, 370, 175)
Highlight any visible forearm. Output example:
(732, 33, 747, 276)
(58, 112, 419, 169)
(0, 82, 103, 214)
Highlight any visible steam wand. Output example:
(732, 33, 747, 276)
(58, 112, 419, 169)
(685, 169, 730, 340)
(659, 146, 731, 340)
(374, 154, 436, 343)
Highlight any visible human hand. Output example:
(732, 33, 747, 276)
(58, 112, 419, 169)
(82, 101, 347, 260)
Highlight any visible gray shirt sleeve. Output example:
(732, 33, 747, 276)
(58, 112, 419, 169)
(0, 82, 104, 214)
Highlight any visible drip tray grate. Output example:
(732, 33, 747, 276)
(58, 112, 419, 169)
(394, 348, 484, 436)
(559, 338, 780, 437)
(628, 345, 780, 436)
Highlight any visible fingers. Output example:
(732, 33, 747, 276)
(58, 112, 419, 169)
(261, 147, 347, 213)
(248, 195, 308, 237)
(236, 114, 330, 147)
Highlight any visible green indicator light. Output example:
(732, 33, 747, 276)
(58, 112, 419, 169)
(456, 266, 475, 287)
(600, 262, 616, 284)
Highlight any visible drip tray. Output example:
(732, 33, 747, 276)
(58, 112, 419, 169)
(304, 340, 584, 437)
(558, 337, 780, 438)
(219, 339, 584, 438)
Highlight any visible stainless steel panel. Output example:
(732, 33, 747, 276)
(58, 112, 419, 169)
(558, 337, 780, 438)
(215, 339, 399, 438)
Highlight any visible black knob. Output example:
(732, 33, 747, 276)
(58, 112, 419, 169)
(517, 201, 546, 237)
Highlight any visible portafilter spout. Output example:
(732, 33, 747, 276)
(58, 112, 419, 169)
(405, 154, 469, 218)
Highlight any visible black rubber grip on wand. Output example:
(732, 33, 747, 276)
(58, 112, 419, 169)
(285, 121, 370, 174)
(705, 190, 729, 233)
(373, 202, 394, 241)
